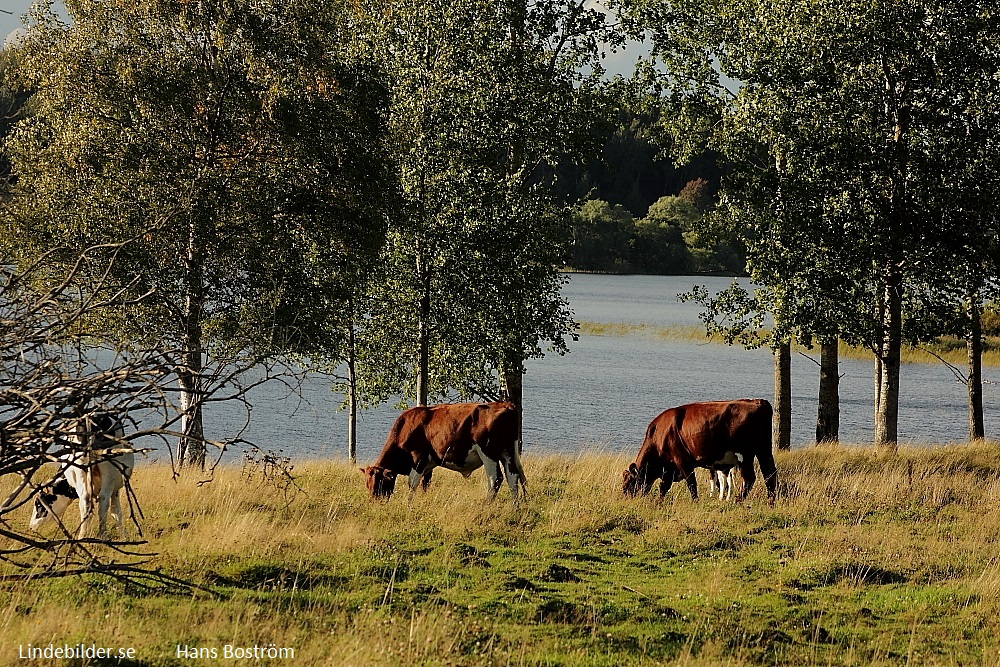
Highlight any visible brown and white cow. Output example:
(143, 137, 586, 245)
(360, 402, 526, 502)
(29, 413, 135, 537)
(622, 399, 776, 503)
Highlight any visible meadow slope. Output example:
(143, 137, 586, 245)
(4, 444, 1000, 666)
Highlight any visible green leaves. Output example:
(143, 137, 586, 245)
(625, 0, 1000, 352)
(336, 0, 618, 405)
(1, 0, 396, 461)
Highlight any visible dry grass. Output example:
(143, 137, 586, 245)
(577, 320, 1000, 367)
(4, 444, 1000, 665)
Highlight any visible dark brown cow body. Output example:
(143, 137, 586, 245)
(622, 399, 776, 502)
(361, 402, 526, 502)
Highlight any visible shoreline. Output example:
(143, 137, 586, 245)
(577, 320, 1000, 368)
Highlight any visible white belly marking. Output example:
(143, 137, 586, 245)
(443, 444, 485, 477)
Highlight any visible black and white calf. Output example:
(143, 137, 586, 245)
(707, 467, 736, 501)
(29, 415, 135, 537)
(706, 451, 741, 501)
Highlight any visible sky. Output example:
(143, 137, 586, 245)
(1, 0, 35, 46)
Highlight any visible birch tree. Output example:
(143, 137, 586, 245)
(348, 0, 615, 436)
(623, 0, 1000, 445)
(2, 0, 393, 468)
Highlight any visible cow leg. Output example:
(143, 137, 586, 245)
(481, 456, 503, 501)
(636, 463, 659, 496)
(76, 494, 93, 538)
(757, 451, 778, 505)
(97, 493, 112, 537)
(420, 469, 433, 492)
(499, 448, 526, 504)
(641, 476, 656, 495)
(111, 492, 125, 535)
(407, 469, 424, 497)
(657, 473, 673, 498)
(708, 470, 718, 498)
(681, 466, 699, 500)
(737, 458, 756, 502)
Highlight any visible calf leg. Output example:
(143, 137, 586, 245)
(407, 469, 425, 498)
(708, 470, 718, 498)
(714, 469, 732, 501)
(420, 469, 433, 492)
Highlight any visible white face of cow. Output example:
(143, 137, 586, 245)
(29, 479, 77, 530)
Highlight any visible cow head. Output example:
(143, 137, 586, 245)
(29, 478, 78, 530)
(360, 466, 397, 499)
(622, 463, 642, 496)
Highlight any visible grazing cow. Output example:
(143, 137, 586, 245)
(360, 402, 526, 503)
(29, 414, 135, 537)
(622, 399, 776, 503)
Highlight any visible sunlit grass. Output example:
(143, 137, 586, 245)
(4, 444, 1000, 665)
(577, 320, 1000, 368)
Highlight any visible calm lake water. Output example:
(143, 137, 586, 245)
(195, 273, 997, 464)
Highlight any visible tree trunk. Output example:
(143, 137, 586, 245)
(500, 353, 524, 454)
(347, 322, 358, 465)
(874, 275, 902, 446)
(873, 286, 884, 424)
(816, 339, 840, 443)
(415, 252, 430, 407)
(968, 295, 985, 441)
(873, 355, 883, 428)
(179, 223, 206, 470)
(177, 365, 205, 469)
(875, 81, 909, 448)
(773, 341, 791, 451)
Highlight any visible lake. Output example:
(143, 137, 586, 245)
(196, 273, 998, 464)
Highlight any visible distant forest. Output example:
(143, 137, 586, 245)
(552, 112, 745, 275)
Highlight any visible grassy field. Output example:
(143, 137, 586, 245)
(4, 444, 1000, 665)
(577, 320, 1000, 368)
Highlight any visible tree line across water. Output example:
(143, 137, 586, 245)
(565, 180, 746, 275)
(0, 0, 998, 496)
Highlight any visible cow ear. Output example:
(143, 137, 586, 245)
(359, 467, 368, 476)
(629, 463, 638, 473)
(385, 471, 397, 481)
